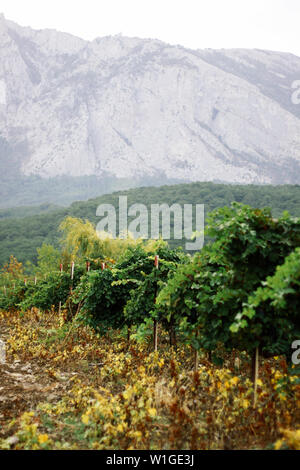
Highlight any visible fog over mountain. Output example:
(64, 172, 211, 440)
(1, 13, 300, 188)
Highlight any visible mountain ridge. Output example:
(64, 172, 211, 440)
(1, 13, 300, 197)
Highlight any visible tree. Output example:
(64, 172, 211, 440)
(59, 217, 104, 261)
(123, 244, 187, 344)
(59, 216, 145, 264)
(73, 239, 187, 338)
(19, 269, 84, 312)
(0, 255, 24, 293)
(156, 247, 234, 358)
(157, 203, 300, 362)
(74, 268, 131, 333)
(230, 247, 300, 360)
(36, 244, 61, 275)
(2, 255, 23, 279)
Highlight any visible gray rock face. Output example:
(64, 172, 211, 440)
(1, 13, 300, 184)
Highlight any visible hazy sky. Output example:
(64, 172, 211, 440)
(1, 0, 300, 56)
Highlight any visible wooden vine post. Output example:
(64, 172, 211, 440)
(70, 261, 75, 294)
(58, 263, 63, 315)
(153, 255, 159, 352)
(67, 261, 75, 321)
(70, 261, 75, 281)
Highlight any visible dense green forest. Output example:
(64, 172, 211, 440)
(0, 181, 299, 267)
(0, 203, 61, 220)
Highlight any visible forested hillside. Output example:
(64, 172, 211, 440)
(0, 182, 299, 266)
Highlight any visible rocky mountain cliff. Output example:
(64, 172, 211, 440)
(1, 13, 300, 186)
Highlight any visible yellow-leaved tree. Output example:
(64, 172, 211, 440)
(59, 216, 151, 264)
(0, 255, 24, 287)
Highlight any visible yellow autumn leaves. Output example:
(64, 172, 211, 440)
(274, 429, 300, 450)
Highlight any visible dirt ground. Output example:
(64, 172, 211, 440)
(0, 318, 95, 442)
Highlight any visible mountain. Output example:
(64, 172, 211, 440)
(0, 182, 299, 267)
(1, 13, 300, 204)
